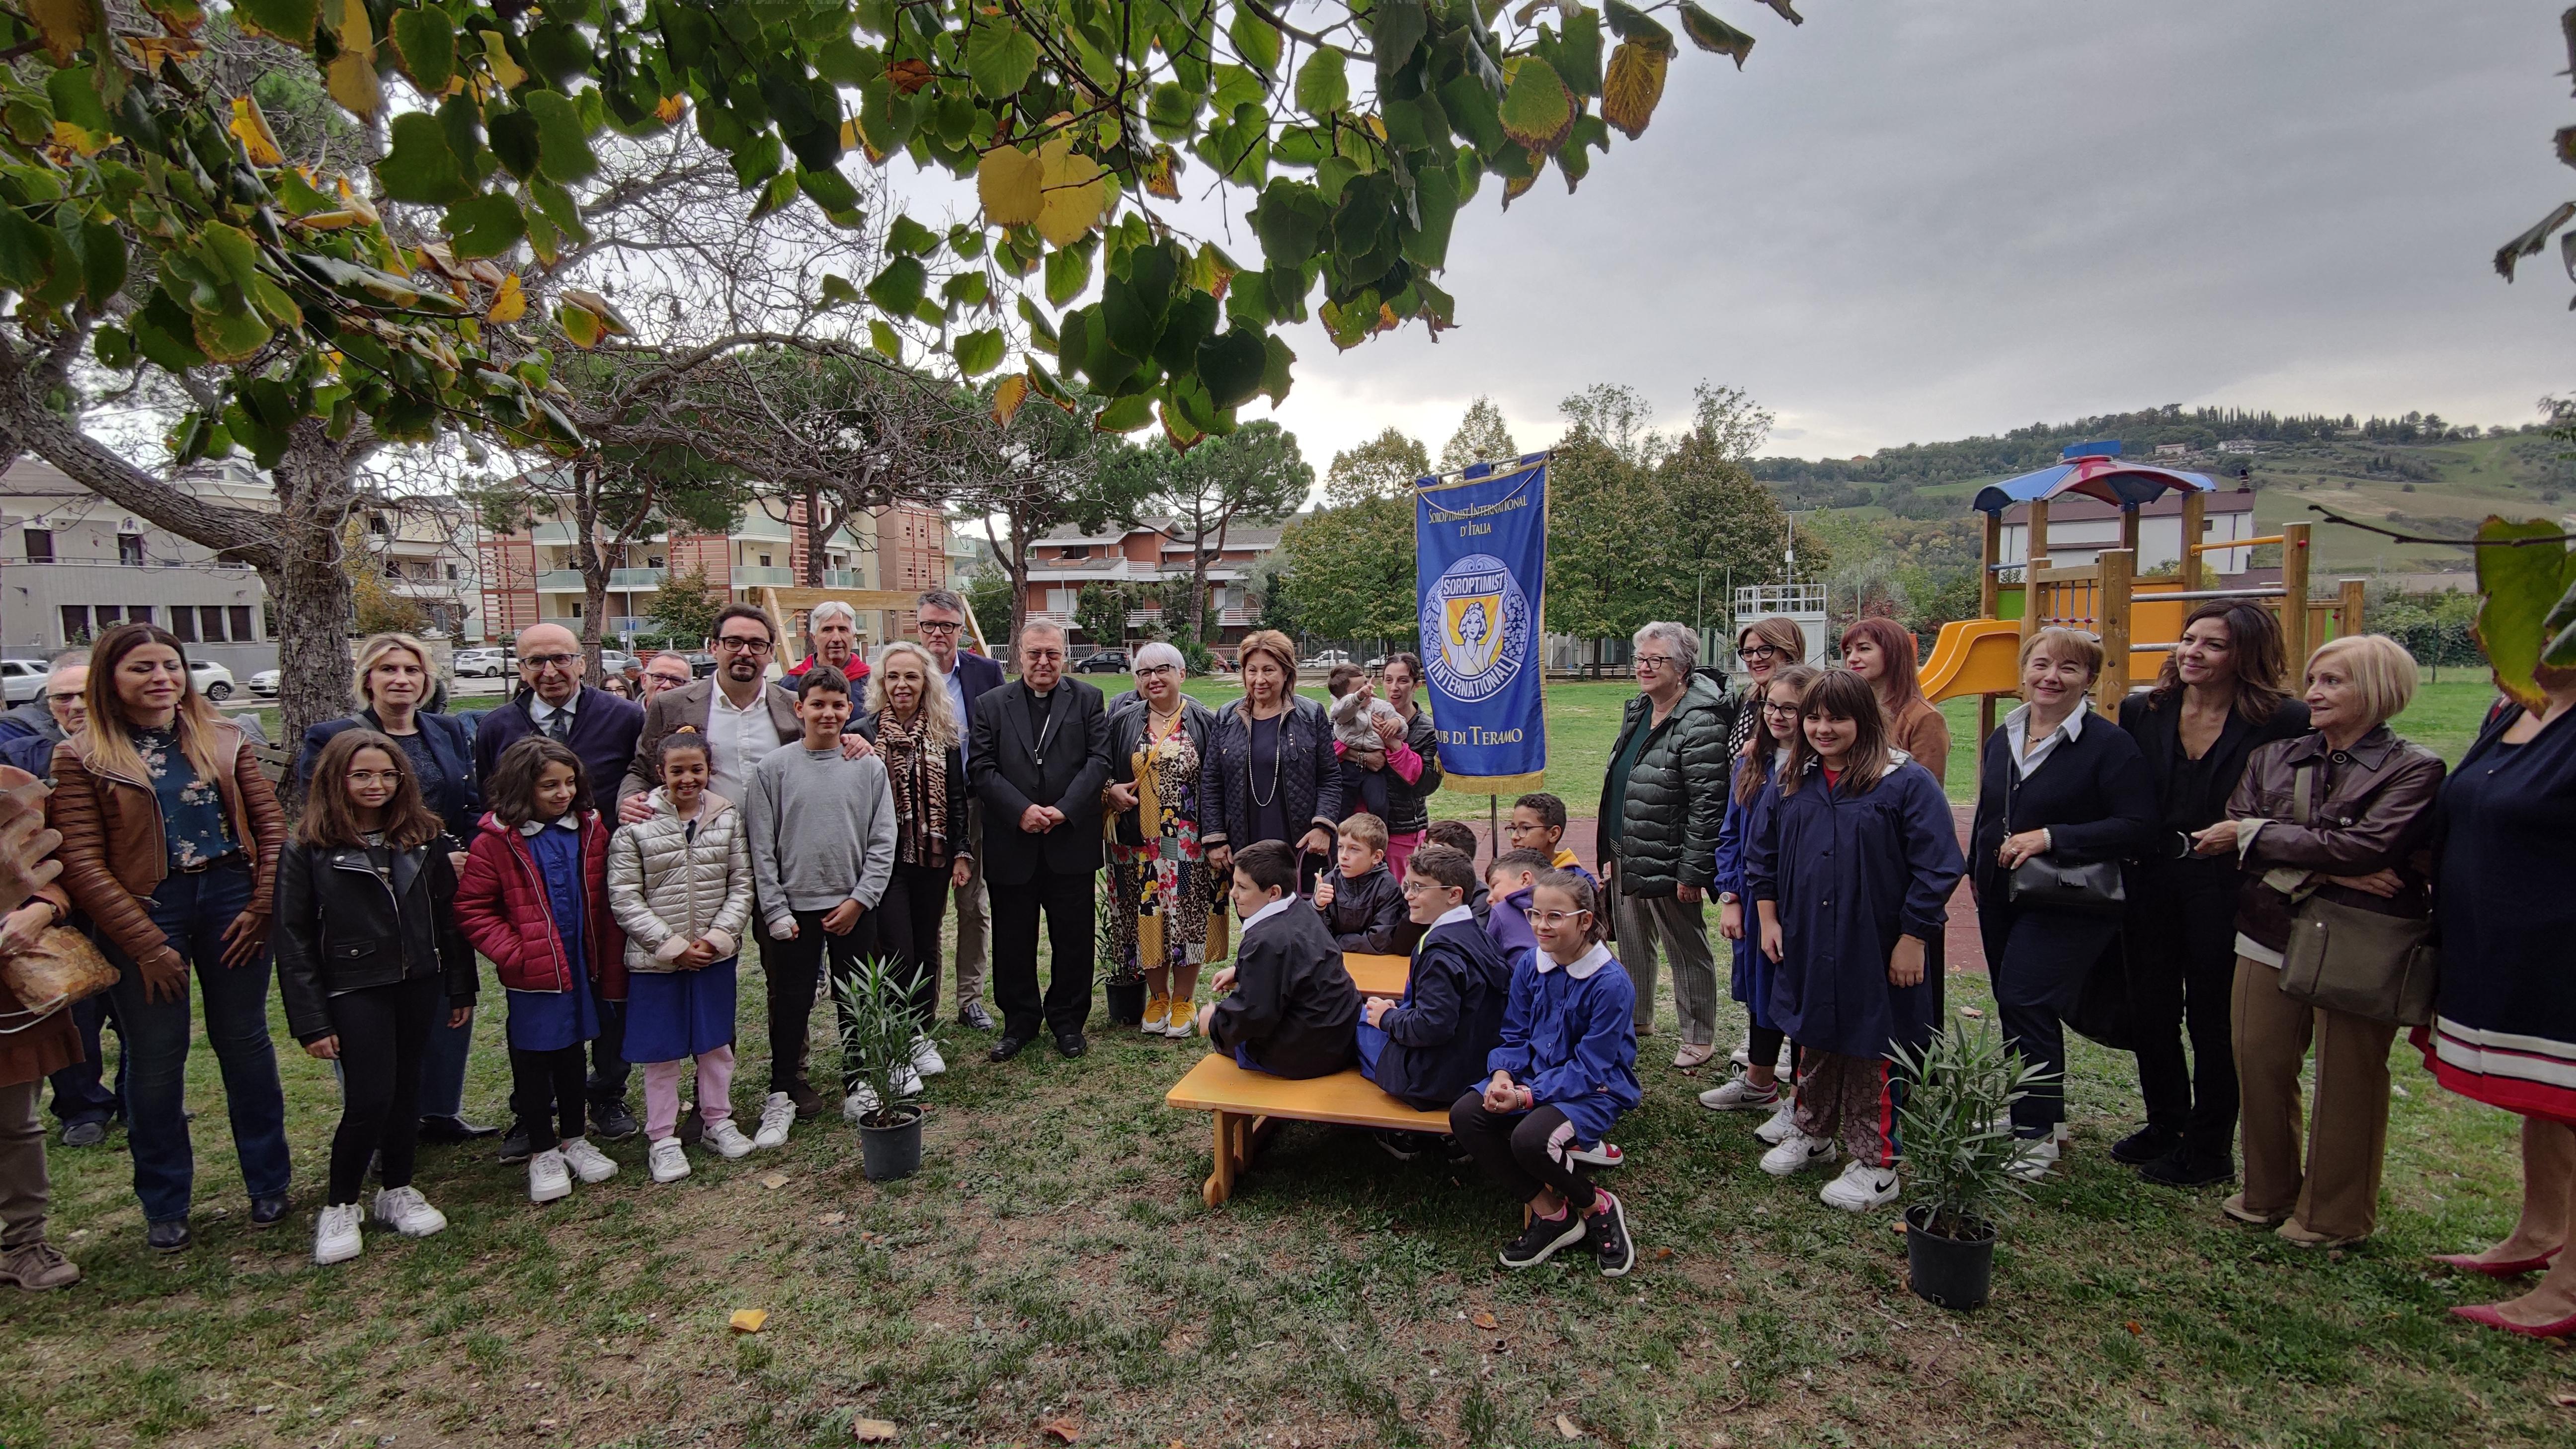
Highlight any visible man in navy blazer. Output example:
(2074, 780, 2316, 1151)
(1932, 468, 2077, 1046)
(467, 622, 646, 1144)
(918, 589, 1005, 1030)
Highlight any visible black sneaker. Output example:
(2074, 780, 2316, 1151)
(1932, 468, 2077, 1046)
(1442, 1134, 1474, 1165)
(1499, 1209, 1586, 1270)
(1584, 1191, 1635, 1278)
(591, 1098, 641, 1141)
(495, 1126, 533, 1164)
(61, 1120, 106, 1147)
(1372, 1128, 1424, 1161)
(146, 1219, 191, 1254)
(2139, 1149, 2235, 1188)
(2110, 1126, 2179, 1166)
(956, 1001, 994, 1031)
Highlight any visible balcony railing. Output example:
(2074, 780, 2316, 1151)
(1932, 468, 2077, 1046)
(820, 568, 865, 588)
(535, 567, 666, 591)
(730, 565, 794, 587)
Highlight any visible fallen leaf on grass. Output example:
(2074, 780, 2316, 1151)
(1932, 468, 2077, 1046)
(730, 1309, 769, 1333)
(1652, 1246, 1674, 1260)
(1957, 1006, 1984, 1018)
(1471, 1310, 1499, 1329)
(853, 1419, 899, 1442)
(2123, 1320, 2143, 1335)
(1042, 1415, 1082, 1442)
(759, 1172, 789, 1190)
(1556, 1413, 1584, 1440)
(2551, 1392, 2576, 1409)
(819, 1211, 847, 1226)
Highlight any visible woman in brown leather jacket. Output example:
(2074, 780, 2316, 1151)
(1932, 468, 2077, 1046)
(49, 624, 287, 1254)
(2192, 634, 2442, 1248)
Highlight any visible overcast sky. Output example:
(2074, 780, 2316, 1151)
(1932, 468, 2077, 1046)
(1198, 1, 2576, 472)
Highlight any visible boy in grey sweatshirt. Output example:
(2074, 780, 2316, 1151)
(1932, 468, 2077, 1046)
(745, 670, 901, 1110)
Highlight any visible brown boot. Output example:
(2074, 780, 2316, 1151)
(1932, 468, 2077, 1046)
(0, 1241, 80, 1291)
(784, 1076, 827, 1119)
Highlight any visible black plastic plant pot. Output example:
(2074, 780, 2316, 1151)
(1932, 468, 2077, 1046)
(1104, 977, 1147, 1026)
(858, 1104, 925, 1182)
(1905, 1205, 1997, 1310)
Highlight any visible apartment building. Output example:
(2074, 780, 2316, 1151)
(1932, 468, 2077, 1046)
(0, 457, 277, 673)
(1016, 516, 1287, 660)
(357, 496, 483, 639)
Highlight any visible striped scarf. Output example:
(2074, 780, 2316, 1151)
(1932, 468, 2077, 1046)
(875, 710, 949, 867)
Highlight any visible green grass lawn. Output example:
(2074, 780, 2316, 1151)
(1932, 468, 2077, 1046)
(9, 947, 2570, 1447)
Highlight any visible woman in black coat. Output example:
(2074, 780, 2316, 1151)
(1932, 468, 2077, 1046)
(2114, 601, 2309, 1186)
(1201, 630, 1341, 893)
(1969, 627, 2158, 1178)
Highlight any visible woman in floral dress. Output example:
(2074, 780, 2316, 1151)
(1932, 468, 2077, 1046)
(1103, 643, 1226, 1037)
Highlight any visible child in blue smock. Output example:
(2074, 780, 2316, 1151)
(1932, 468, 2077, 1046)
(1449, 869, 1642, 1277)
(1703, 664, 1819, 1128)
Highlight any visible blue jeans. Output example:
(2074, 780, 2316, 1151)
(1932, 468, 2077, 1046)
(46, 992, 121, 1127)
(418, 1008, 473, 1120)
(99, 862, 291, 1223)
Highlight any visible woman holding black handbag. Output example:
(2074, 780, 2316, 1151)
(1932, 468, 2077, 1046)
(1969, 627, 2158, 1179)
(2193, 635, 2440, 1249)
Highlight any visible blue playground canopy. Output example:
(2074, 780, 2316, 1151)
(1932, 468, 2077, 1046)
(1970, 444, 2218, 515)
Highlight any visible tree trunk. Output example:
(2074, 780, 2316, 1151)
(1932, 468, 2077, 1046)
(263, 423, 368, 808)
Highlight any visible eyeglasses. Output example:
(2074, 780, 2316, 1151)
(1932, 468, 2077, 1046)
(45, 691, 81, 703)
(1136, 664, 1179, 678)
(1740, 644, 1782, 661)
(1023, 648, 1064, 661)
(520, 653, 578, 670)
(345, 769, 403, 787)
(1531, 908, 1591, 925)
(1636, 654, 1682, 670)
(916, 619, 962, 634)
(715, 636, 774, 653)
(646, 669, 692, 684)
(1761, 701, 1802, 717)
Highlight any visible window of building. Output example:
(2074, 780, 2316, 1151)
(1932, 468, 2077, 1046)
(21, 529, 50, 563)
(445, 563, 459, 579)
(757, 553, 772, 567)
(125, 606, 152, 628)
(118, 534, 145, 566)
(230, 605, 253, 642)
(168, 607, 194, 643)
(199, 605, 227, 642)
(59, 606, 87, 644)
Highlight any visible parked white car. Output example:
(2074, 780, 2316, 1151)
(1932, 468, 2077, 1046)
(453, 648, 511, 677)
(0, 658, 49, 704)
(189, 660, 235, 701)
(248, 669, 281, 698)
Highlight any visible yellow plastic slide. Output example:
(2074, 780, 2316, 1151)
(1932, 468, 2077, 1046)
(1920, 618, 2026, 703)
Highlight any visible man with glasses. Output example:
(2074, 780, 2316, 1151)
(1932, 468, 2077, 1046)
(968, 618, 1111, 1061)
(1595, 621, 1732, 1070)
(0, 650, 87, 776)
(470, 621, 646, 1143)
(638, 653, 694, 704)
(14, 655, 118, 1149)
(914, 589, 1003, 1030)
(620, 605, 800, 815)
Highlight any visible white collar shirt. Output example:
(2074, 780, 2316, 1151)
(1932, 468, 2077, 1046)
(1535, 941, 1613, 980)
(1242, 894, 1296, 933)
(529, 691, 578, 732)
(706, 684, 783, 806)
(2003, 701, 2089, 780)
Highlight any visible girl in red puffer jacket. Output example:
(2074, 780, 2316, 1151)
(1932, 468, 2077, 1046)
(456, 737, 625, 1206)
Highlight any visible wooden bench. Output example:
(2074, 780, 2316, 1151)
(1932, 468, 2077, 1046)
(1165, 1053, 1450, 1206)
(1343, 951, 1408, 998)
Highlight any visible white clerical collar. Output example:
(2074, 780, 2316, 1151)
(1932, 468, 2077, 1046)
(1536, 942, 1612, 980)
(1434, 903, 1474, 929)
(1243, 894, 1295, 931)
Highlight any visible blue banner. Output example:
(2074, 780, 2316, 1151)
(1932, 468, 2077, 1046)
(1416, 454, 1547, 791)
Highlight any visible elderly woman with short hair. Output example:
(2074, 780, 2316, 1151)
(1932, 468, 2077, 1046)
(2190, 634, 2441, 1249)
(1598, 621, 1731, 1066)
(1103, 642, 1226, 1036)
(1201, 629, 1340, 889)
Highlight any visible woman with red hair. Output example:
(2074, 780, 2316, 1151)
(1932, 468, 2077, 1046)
(1839, 618, 1949, 788)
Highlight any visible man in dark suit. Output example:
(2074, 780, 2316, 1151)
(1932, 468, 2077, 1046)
(467, 621, 646, 1142)
(968, 618, 1110, 1061)
(918, 588, 1005, 1030)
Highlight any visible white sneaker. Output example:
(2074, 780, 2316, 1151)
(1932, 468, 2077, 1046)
(2009, 1136, 2061, 1181)
(1565, 1140, 1624, 1169)
(648, 1137, 691, 1183)
(1819, 1159, 1901, 1211)
(910, 1035, 947, 1077)
(842, 1085, 881, 1121)
(702, 1118, 754, 1159)
(371, 1185, 448, 1238)
(1753, 1101, 1801, 1146)
(529, 1149, 572, 1203)
(1698, 1075, 1783, 1112)
(560, 1136, 619, 1184)
(1759, 1132, 1837, 1177)
(752, 1092, 795, 1150)
(893, 1066, 923, 1098)
(314, 1202, 363, 1264)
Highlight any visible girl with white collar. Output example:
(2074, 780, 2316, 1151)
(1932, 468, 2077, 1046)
(1448, 870, 1642, 1276)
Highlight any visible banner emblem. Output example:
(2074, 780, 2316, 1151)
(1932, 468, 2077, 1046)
(1423, 555, 1529, 703)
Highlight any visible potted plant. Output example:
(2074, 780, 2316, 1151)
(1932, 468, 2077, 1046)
(835, 957, 932, 1182)
(1890, 1019, 2051, 1310)
(1101, 876, 1146, 1026)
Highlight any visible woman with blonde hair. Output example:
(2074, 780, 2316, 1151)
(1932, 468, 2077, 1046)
(50, 623, 288, 1252)
(1103, 641, 1225, 1035)
(855, 640, 971, 1044)
(1201, 629, 1340, 892)
(1967, 627, 2157, 1179)
(2190, 634, 2441, 1249)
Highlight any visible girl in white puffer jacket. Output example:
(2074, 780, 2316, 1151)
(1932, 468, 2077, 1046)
(607, 732, 763, 1180)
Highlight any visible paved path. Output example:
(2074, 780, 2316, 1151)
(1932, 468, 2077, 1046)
(1451, 807, 1991, 975)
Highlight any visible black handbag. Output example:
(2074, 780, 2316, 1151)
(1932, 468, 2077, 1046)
(2002, 743, 2127, 914)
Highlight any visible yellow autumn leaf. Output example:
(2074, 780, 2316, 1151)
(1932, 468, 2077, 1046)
(229, 96, 286, 166)
(991, 373, 1031, 425)
(728, 1309, 768, 1334)
(558, 301, 603, 349)
(1601, 42, 1668, 140)
(655, 93, 689, 125)
(326, 0, 379, 118)
(289, 210, 364, 230)
(51, 121, 108, 157)
(562, 287, 633, 335)
(976, 144, 1044, 226)
(122, 35, 204, 67)
(482, 29, 526, 88)
(334, 177, 381, 227)
(486, 273, 528, 323)
(1034, 136, 1106, 247)
(27, 0, 98, 66)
